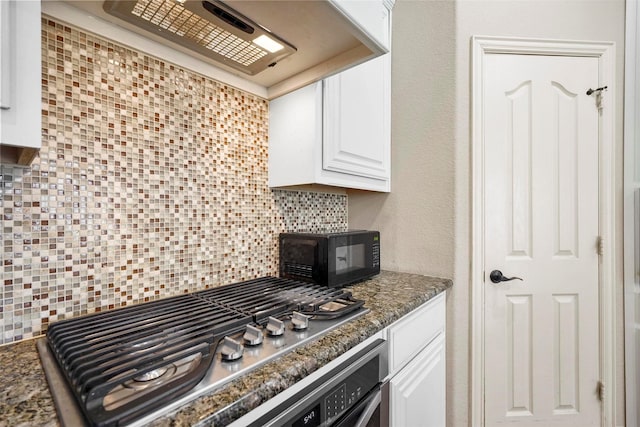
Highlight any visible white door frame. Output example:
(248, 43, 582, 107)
(624, 1, 639, 426)
(470, 36, 616, 427)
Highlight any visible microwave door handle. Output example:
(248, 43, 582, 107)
(354, 389, 382, 427)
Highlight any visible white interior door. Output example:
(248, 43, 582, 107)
(483, 53, 601, 426)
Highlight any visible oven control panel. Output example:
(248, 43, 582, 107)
(326, 384, 347, 419)
(289, 356, 378, 426)
(246, 339, 388, 427)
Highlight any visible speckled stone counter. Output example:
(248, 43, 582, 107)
(0, 339, 58, 427)
(0, 271, 451, 427)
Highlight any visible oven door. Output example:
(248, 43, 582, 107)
(247, 339, 388, 427)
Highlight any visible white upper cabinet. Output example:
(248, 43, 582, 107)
(330, 0, 393, 51)
(0, 0, 41, 165)
(323, 53, 390, 182)
(269, 53, 391, 192)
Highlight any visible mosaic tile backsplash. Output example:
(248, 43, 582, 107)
(0, 18, 347, 345)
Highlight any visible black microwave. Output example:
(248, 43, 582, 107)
(279, 230, 380, 287)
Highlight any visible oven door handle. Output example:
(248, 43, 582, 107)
(354, 388, 382, 427)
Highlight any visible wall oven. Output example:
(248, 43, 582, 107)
(246, 339, 389, 427)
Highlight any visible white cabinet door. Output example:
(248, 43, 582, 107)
(323, 53, 390, 182)
(0, 0, 41, 164)
(389, 332, 446, 427)
(268, 53, 391, 192)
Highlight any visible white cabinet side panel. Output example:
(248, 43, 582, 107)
(0, 0, 41, 150)
(268, 83, 321, 187)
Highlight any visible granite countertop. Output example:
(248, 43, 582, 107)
(0, 271, 451, 427)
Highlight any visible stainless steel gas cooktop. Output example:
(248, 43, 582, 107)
(36, 276, 368, 427)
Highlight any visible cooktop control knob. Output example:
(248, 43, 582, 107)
(291, 311, 309, 331)
(220, 336, 244, 361)
(243, 324, 264, 346)
(266, 316, 285, 336)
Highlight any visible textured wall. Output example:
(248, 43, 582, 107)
(348, 0, 456, 279)
(0, 18, 347, 345)
(349, 0, 626, 426)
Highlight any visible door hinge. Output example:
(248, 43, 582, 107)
(587, 86, 608, 112)
(597, 236, 604, 256)
(597, 380, 604, 402)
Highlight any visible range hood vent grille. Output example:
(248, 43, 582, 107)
(103, 0, 297, 75)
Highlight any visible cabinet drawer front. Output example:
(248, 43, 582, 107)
(388, 292, 445, 374)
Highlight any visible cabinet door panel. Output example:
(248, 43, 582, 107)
(390, 333, 446, 427)
(323, 54, 390, 180)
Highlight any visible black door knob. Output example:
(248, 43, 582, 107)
(489, 270, 523, 284)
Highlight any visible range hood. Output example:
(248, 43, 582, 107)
(50, 0, 391, 99)
(103, 0, 298, 77)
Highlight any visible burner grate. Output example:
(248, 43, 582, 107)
(43, 276, 364, 426)
(193, 276, 364, 322)
(46, 294, 251, 426)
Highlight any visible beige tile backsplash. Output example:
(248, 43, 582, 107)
(0, 17, 347, 345)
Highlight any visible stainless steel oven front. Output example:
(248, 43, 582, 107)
(247, 339, 388, 427)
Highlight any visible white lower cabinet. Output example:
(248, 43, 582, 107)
(389, 333, 446, 426)
(386, 293, 446, 426)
